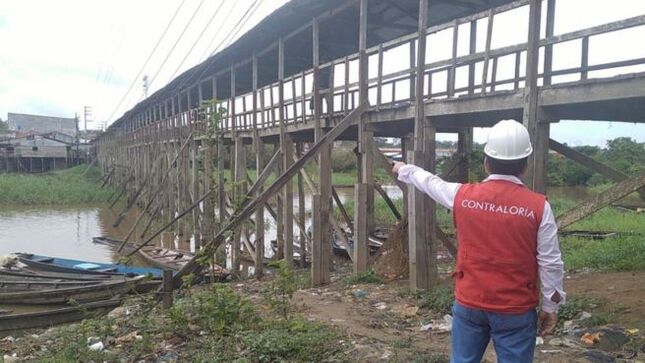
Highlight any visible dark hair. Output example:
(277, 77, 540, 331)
(486, 156, 528, 177)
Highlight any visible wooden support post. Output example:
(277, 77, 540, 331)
(232, 137, 246, 275)
(252, 51, 265, 278)
(296, 143, 307, 268)
(354, 0, 373, 274)
(558, 174, 645, 229)
(162, 269, 174, 309)
(203, 143, 214, 244)
(481, 9, 494, 94)
(523, 0, 545, 193)
(354, 183, 368, 272)
(468, 19, 477, 94)
(313, 17, 331, 285)
(457, 128, 473, 183)
(311, 194, 324, 285)
(408, 0, 438, 290)
(217, 134, 226, 231)
(278, 37, 294, 265)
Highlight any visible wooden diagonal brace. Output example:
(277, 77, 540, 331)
(558, 174, 645, 229)
(549, 138, 645, 201)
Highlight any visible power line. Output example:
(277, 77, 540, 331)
(197, 1, 243, 61)
(146, 0, 208, 90)
(107, 0, 188, 122)
(218, 0, 264, 52)
(167, 1, 228, 82)
(175, 0, 264, 92)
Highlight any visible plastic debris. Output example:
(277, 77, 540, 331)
(419, 314, 453, 333)
(626, 328, 639, 336)
(373, 302, 388, 310)
(88, 341, 104, 351)
(536, 337, 544, 346)
(352, 290, 369, 298)
(581, 332, 602, 347)
(580, 311, 592, 320)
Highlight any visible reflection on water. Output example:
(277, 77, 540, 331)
(0, 206, 114, 263)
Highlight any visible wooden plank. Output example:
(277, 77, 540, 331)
(558, 174, 645, 229)
(173, 102, 368, 286)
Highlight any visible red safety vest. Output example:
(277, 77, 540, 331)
(452, 179, 545, 313)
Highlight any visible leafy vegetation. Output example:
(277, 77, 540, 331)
(401, 286, 455, 316)
(38, 280, 345, 362)
(0, 165, 115, 205)
(343, 268, 384, 285)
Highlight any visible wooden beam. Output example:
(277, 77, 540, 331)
(375, 184, 402, 221)
(558, 174, 645, 229)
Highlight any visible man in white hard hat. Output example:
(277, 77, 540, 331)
(393, 120, 565, 363)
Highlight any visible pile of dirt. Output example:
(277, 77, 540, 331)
(372, 218, 409, 280)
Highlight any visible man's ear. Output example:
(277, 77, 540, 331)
(483, 157, 490, 175)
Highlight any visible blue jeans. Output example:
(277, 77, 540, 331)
(450, 301, 537, 363)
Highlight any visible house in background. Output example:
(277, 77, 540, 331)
(1, 113, 88, 173)
(7, 113, 77, 137)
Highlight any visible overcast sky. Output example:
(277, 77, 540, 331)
(0, 0, 643, 146)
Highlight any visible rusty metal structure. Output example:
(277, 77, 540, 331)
(95, 0, 645, 288)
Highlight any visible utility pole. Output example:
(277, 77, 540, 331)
(75, 113, 80, 165)
(83, 106, 92, 131)
(142, 75, 149, 99)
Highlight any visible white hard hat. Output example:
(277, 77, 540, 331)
(484, 120, 533, 160)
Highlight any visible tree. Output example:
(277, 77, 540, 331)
(603, 137, 645, 175)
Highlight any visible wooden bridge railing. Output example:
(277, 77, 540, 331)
(108, 1, 645, 140)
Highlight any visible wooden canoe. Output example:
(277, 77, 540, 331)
(0, 279, 101, 293)
(92, 236, 229, 281)
(0, 299, 121, 333)
(0, 267, 116, 281)
(16, 253, 162, 278)
(0, 276, 144, 305)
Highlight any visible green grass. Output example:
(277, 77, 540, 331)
(551, 196, 645, 272)
(0, 165, 115, 205)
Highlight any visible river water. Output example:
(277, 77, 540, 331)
(0, 185, 635, 265)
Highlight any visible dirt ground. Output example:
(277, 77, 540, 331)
(234, 268, 645, 362)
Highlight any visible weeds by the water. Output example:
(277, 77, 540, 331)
(0, 165, 114, 205)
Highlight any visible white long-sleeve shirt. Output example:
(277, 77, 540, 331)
(397, 164, 566, 313)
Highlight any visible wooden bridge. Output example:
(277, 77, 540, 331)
(95, 0, 645, 289)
